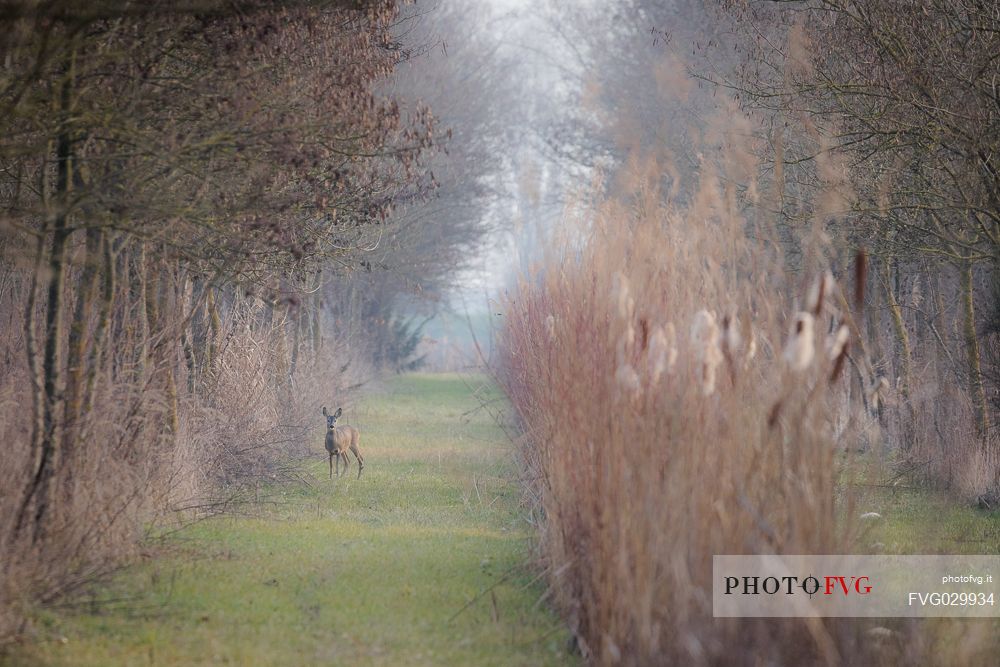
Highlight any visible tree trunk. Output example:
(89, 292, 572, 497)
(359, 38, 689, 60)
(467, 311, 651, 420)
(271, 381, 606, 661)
(144, 253, 160, 352)
(311, 293, 322, 356)
(165, 266, 180, 438)
(959, 262, 989, 438)
(881, 258, 912, 401)
(207, 286, 221, 375)
(21, 49, 77, 539)
(135, 244, 149, 382)
(290, 302, 301, 377)
(81, 231, 115, 428)
(274, 304, 290, 394)
(15, 232, 47, 539)
(64, 227, 101, 459)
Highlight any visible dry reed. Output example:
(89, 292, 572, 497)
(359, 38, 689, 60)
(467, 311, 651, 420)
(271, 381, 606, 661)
(496, 152, 995, 664)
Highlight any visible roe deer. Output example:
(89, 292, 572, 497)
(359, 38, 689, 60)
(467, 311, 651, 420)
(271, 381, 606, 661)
(323, 406, 364, 479)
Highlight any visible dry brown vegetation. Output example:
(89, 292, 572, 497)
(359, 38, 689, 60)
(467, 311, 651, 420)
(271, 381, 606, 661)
(500, 3, 1000, 659)
(532, 0, 999, 494)
(0, 0, 446, 644)
(0, 262, 366, 641)
(711, 0, 1000, 474)
(497, 107, 997, 662)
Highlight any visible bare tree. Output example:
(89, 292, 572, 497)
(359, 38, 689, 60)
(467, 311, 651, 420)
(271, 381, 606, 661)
(0, 0, 434, 541)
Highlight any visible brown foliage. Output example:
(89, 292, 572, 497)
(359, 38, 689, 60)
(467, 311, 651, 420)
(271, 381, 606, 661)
(496, 106, 995, 663)
(0, 0, 427, 641)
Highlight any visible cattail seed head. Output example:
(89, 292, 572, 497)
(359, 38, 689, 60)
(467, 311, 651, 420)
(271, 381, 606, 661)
(665, 322, 678, 369)
(611, 272, 634, 320)
(784, 311, 815, 371)
(616, 362, 641, 395)
(744, 328, 757, 366)
(647, 322, 678, 387)
(868, 376, 889, 412)
(616, 323, 636, 367)
(690, 309, 723, 395)
(721, 311, 744, 369)
(806, 271, 835, 316)
(827, 324, 849, 360)
(690, 309, 718, 348)
(854, 249, 868, 310)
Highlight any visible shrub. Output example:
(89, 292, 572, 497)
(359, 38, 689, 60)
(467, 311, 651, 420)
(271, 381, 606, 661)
(496, 155, 994, 664)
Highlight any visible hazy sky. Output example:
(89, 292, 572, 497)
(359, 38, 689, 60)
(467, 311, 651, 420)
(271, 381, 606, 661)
(444, 0, 584, 311)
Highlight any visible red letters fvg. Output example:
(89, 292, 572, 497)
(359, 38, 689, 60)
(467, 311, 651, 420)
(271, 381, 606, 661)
(823, 576, 872, 595)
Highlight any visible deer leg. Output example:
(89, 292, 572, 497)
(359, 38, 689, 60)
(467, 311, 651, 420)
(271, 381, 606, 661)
(339, 451, 349, 477)
(328, 451, 333, 479)
(351, 445, 364, 479)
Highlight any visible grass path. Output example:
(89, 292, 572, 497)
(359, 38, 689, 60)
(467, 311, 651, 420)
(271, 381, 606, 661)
(8, 374, 573, 666)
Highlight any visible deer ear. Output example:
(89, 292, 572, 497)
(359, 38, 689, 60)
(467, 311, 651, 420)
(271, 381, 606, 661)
(322, 406, 328, 416)
(334, 407, 343, 418)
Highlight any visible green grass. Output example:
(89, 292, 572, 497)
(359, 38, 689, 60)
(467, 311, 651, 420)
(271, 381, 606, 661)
(850, 483, 1000, 555)
(838, 452, 1000, 555)
(843, 473, 1000, 659)
(5, 374, 574, 667)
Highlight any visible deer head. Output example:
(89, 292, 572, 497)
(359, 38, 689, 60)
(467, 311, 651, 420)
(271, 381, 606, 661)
(322, 406, 343, 431)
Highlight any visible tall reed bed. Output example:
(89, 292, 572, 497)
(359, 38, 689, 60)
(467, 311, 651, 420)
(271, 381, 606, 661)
(497, 156, 991, 664)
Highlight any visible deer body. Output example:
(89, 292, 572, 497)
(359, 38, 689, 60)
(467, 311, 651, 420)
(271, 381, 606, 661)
(323, 406, 364, 479)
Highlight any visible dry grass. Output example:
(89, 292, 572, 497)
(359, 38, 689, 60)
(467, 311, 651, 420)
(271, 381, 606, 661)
(495, 148, 995, 664)
(876, 337, 998, 498)
(0, 366, 156, 641)
(0, 275, 362, 644)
